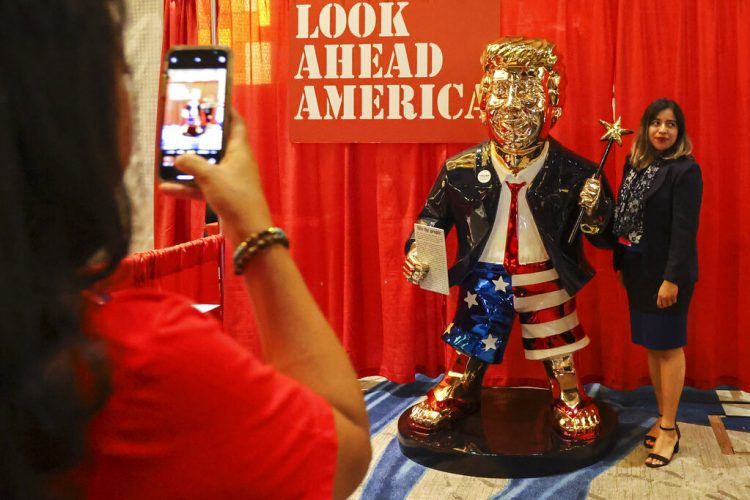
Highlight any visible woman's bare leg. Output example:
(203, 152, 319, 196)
(646, 347, 685, 466)
(646, 350, 664, 440)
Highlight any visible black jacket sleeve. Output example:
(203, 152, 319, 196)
(404, 163, 455, 254)
(664, 162, 703, 283)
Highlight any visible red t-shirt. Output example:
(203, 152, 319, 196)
(78, 289, 337, 499)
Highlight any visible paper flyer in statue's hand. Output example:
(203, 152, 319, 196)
(414, 224, 449, 295)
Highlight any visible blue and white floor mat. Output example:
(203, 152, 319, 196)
(351, 376, 750, 499)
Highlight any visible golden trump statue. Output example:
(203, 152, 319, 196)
(403, 37, 615, 443)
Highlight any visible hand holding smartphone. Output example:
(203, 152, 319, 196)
(157, 46, 232, 182)
(163, 110, 275, 245)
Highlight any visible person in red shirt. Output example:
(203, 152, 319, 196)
(0, 1, 371, 498)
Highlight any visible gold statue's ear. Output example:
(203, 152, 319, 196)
(548, 73, 561, 90)
(547, 75, 560, 105)
(477, 74, 491, 125)
(550, 107, 562, 126)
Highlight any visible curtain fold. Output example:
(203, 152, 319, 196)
(154, 0, 206, 248)
(200, 0, 750, 390)
(108, 235, 223, 307)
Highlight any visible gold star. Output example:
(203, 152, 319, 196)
(599, 116, 633, 146)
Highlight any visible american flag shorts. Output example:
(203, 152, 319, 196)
(442, 261, 589, 364)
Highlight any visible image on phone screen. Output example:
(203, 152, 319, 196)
(160, 48, 229, 181)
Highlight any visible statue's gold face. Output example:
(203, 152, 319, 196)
(485, 68, 548, 154)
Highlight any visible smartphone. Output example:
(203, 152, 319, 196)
(157, 46, 232, 182)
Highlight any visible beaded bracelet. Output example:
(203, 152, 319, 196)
(233, 227, 289, 275)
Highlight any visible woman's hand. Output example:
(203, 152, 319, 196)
(656, 280, 679, 308)
(160, 109, 273, 245)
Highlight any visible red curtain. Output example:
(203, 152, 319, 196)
(196, 0, 750, 390)
(608, 0, 750, 389)
(107, 235, 224, 308)
(154, 0, 207, 248)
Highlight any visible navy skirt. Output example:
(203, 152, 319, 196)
(620, 244, 694, 350)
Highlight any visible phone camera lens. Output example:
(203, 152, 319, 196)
(194, 56, 202, 62)
(218, 56, 227, 63)
(169, 56, 177, 63)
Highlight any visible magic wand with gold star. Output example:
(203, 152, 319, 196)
(567, 116, 633, 245)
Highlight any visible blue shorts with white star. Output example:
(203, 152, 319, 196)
(442, 262, 515, 364)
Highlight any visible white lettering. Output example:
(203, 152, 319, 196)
(414, 42, 442, 77)
(294, 86, 322, 120)
(361, 85, 385, 119)
(420, 84, 435, 119)
(294, 83, 476, 120)
(319, 3, 347, 38)
(294, 45, 322, 79)
(359, 44, 383, 78)
(387, 85, 417, 119)
(296, 2, 410, 38)
(349, 2, 377, 38)
(323, 85, 356, 119)
(295, 4, 319, 38)
(296, 42, 441, 80)
(379, 2, 410, 37)
(384, 43, 412, 78)
(463, 83, 482, 119)
(438, 84, 463, 119)
(294, 83, 472, 121)
(298, 2, 410, 40)
(324, 44, 354, 79)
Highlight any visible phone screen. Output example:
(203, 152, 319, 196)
(159, 47, 230, 182)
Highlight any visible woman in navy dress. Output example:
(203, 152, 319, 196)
(613, 98, 702, 468)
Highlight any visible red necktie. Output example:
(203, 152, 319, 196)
(504, 181, 526, 273)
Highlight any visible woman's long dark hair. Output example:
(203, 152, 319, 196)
(630, 98, 693, 170)
(0, 0, 129, 496)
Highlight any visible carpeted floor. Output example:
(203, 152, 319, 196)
(352, 376, 750, 499)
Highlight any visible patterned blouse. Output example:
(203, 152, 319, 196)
(613, 161, 661, 243)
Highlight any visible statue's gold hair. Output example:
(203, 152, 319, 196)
(481, 37, 558, 73)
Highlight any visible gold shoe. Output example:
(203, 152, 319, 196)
(551, 397, 601, 442)
(408, 397, 478, 431)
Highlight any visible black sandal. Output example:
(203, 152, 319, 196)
(643, 414, 662, 449)
(646, 424, 680, 468)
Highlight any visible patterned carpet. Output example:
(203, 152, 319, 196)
(351, 376, 750, 499)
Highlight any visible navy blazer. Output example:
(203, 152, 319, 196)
(407, 138, 614, 295)
(613, 156, 703, 285)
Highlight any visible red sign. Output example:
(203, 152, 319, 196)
(289, 0, 500, 143)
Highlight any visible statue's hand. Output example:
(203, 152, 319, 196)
(579, 176, 601, 214)
(403, 244, 430, 285)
